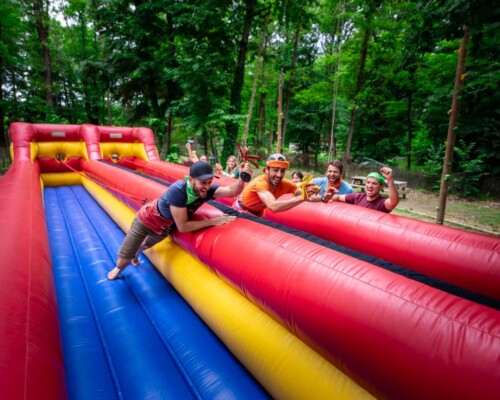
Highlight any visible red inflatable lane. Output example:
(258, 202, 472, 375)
(84, 160, 165, 211)
(128, 160, 500, 302)
(98, 125, 160, 161)
(0, 161, 67, 400)
(84, 160, 500, 400)
(119, 158, 236, 206)
(265, 198, 500, 301)
(174, 218, 500, 400)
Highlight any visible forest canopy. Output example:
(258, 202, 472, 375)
(0, 0, 498, 196)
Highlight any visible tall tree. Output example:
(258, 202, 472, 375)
(0, 0, 24, 155)
(436, 25, 469, 223)
(343, 12, 371, 165)
(32, 0, 54, 110)
(222, 0, 258, 162)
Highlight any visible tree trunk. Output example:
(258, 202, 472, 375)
(223, 0, 257, 162)
(242, 16, 267, 147)
(276, 70, 284, 154)
(406, 90, 413, 169)
(0, 28, 6, 162)
(328, 53, 341, 160)
(343, 26, 370, 165)
(328, 3, 346, 160)
(107, 89, 113, 125)
(161, 111, 172, 160)
(256, 31, 269, 149)
(436, 25, 469, 225)
(33, 0, 54, 110)
(281, 25, 301, 148)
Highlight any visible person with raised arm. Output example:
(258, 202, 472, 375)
(322, 167, 399, 212)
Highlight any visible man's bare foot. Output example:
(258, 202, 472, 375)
(107, 267, 124, 280)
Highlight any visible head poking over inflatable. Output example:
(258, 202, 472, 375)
(265, 153, 290, 170)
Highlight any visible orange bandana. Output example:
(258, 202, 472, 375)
(329, 178, 343, 190)
(266, 160, 290, 169)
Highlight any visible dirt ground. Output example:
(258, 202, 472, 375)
(392, 190, 500, 237)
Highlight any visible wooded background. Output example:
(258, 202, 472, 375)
(0, 0, 498, 198)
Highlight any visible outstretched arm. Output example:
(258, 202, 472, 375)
(257, 190, 304, 213)
(214, 163, 253, 198)
(321, 187, 347, 203)
(170, 205, 236, 233)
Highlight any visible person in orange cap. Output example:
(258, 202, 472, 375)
(234, 153, 319, 217)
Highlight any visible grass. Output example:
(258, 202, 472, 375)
(392, 208, 496, 235)
(393, 191, 500, 237)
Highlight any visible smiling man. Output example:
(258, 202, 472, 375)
(323, 167, 400, 213)
(234, 153, 318, 217)
(311, 159, 354, 199)
(108, 161, 252, 280)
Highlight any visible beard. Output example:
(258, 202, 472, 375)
(191, 181, 209, 198)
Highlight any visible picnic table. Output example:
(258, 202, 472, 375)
(350, 176, 410, 199)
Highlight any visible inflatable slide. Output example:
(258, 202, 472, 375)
(1, 122, 499, 400)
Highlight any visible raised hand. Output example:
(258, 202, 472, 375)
(239, 162, 253, 180)
(380, 167, 393, 181)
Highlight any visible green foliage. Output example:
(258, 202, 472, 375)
(165, 152, 182, 164)
(421, 145, 444, 191)
(451, 140, 488, 198)
(420, 140, 490, 198)
(0, 158, 11, 174)
(0, 0, 498, 200)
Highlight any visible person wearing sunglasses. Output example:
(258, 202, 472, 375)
(322, 167, 399, 213)
(234, 153, 319, 217)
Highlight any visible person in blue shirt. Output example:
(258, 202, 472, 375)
(108, 161, 252, 280)
(311, 160, 354, 202)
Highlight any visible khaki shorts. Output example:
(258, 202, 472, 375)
(118, 215, 170, 259)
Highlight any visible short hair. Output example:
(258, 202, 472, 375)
(292, 170, 304, 179)
(327, 159, 344, 174)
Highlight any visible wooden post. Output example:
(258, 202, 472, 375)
(276, 69, 284, 154)
(436, 25, 469, 224)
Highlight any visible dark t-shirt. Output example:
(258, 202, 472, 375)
(344, 192, 390, 213)
(157, 180, 219, 220)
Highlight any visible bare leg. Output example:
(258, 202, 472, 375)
(108, 227, 167, 280)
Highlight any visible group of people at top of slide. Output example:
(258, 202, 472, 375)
(234, 155, 399, 216)
(108, 147, 399, 280)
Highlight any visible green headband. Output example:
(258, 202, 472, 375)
(367, 172, 385, 185)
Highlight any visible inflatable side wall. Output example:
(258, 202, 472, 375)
(132, 159, 500, 301)
(0, 160, 67, 400)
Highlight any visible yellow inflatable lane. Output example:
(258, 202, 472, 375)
(83, 178, 374, 400)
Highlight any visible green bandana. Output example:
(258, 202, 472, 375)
(185, 176, 200, 204)
(367, 172, 386, 185)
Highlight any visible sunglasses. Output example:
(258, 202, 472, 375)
(267, 153, 286, 161)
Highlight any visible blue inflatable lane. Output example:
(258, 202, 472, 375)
(44, 185, 269, 400)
